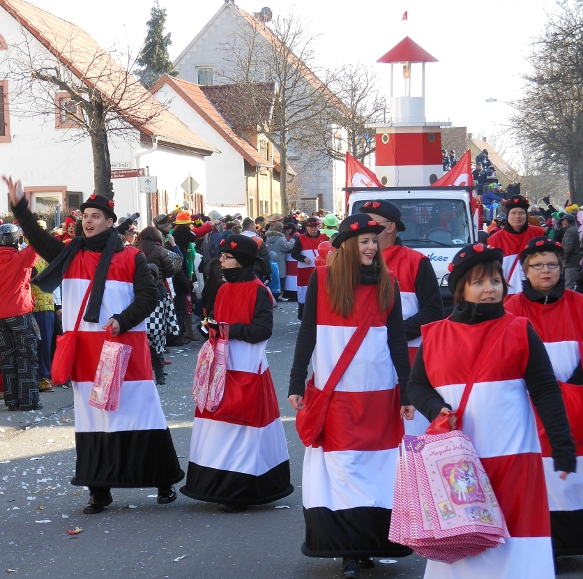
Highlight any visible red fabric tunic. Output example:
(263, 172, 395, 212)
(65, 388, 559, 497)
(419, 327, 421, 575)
(296, 233, 327, 303)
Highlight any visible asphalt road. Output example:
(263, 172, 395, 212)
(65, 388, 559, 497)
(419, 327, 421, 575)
(1, 301, 582, 578)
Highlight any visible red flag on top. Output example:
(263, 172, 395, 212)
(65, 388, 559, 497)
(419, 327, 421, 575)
(431, 150, 476, 216)
(402, 11, 408, 20)
(345, 152, 382, 213)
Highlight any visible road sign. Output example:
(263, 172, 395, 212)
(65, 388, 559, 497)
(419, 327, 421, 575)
(111, 162, 131, 169)
(111, 168, 146, 179)
(181, 176, 199, 193)
(139, 176, 157, 194)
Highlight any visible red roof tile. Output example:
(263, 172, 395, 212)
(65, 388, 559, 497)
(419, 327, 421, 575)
(377, 36, 438, 64)
(0, 0, 217, 154)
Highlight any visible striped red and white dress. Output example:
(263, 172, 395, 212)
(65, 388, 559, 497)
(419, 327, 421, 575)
(301, 267, 409, 558)
(181, 279, 293, 505)
(488, 226, 545, 296)
(65, 247, 184, 488)
(383, 245, 431, 435)
(296, 234, 326, 304)
(420, 314, 554, 578)
(506, 289, 583, 556)
(284, 251, 298, 293)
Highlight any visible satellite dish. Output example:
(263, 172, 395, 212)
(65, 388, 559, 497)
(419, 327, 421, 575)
(260, 7, 273, 22)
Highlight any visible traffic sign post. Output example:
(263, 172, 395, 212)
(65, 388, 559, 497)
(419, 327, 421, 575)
(139, 176, 157, 194)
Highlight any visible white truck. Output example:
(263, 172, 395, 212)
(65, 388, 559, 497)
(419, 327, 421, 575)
(346, 186, 480, 310)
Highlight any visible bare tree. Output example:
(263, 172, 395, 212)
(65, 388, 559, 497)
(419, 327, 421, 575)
(218, 12, 342, 214)
(310, 64, 387, 163)
(510, 0, 583, 204)
(3, 24, 167, 199)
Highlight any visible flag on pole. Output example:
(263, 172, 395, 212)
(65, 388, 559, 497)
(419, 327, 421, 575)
(345, 152, 382, 189)
(431, 150, 476, 215)
(402, 11, 408, 20)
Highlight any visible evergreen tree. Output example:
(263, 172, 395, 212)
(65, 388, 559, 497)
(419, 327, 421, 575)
(137, 1, 177, 88)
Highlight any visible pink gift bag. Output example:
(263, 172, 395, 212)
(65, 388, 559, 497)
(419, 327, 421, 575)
(89, 326, 132, 412)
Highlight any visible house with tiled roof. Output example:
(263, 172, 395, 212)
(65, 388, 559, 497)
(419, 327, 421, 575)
(0, 0, 218, 221)
(173, 0, 344, 214)
(152, 74, 286, 216)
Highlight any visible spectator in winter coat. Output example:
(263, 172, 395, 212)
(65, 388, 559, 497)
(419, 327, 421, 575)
(265, 222, 295, 292)
(559, 213, 582, 289)
(242, 217, 271, 282)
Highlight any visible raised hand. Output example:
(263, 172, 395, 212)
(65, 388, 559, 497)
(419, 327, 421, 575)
(2, 175, 26, 207)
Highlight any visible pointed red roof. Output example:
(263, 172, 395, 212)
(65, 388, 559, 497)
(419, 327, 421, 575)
(377, 37, 438, 64)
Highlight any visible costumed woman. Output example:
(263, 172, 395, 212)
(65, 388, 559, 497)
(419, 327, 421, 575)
(505, 236, 583, 559)
(407, 242, 576, 579)
(288, 213, 414, 579)
(180, 234, 293, 512)
(5, 176, 184, 514)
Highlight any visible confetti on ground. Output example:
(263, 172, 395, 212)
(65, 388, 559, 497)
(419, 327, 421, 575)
(29, 457, 42, 461)
(35, 519, 51, 523)
(147, 495, 157, 498)
(274, 505, 289, 509)
(173, 555, 189, 562)
(61, 514, 69, 518)
(127, 505, 137, 509)
(6, 569, 16, 573)
(67, 527, 83, 535)
(379, 559, 397, 564)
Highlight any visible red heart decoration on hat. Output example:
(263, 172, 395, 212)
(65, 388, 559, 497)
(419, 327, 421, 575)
(108, 201, 114, 208)
(364, 202, 371, 207)
(535, 240, 544, 246)
(90, 194, 97, 200)
(460, 252, 466, 258)
(368, 220, 379, 226)
(373, 202, 380, 208)
(231, 242, 238, 248)
(448, 263, 455, 272)
(350, 222, 359, 230)
(514, 199, 519, 203)
(556, 242, 562, 247)
(473, 243, 484, 252)
(219, 239, 225, 246)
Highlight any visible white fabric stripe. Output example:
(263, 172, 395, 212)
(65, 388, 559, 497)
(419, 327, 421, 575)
(544, 340, 579, 382)
(408, 336, 422, 348)
(502, 253, 524, 296)
(226, 339, 269, 373)
(435, 380, 541, 458)
(404, 411, 430, 436)
(401, 291, 419, 320)
(297, 285, 308, 302)
(302, 447, 398, 511)
(73, 381, 168, 433)
(62, 278, 145, 333)
(297, 249, 317, 267)
(314, 325, 396, 392)
(284, 275, 297, 291)
(543, 456, 583, 511)
(189, 417, 290, 476)
(424, 537, 554, 579)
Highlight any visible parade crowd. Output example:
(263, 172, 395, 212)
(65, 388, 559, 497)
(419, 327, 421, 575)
(0, 174, 581, 579)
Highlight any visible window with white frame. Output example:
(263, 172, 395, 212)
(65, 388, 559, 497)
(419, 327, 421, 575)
(196, 66, 214, 86)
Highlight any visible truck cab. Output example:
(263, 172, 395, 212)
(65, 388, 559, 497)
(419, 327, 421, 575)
(347, 186, 478, 311)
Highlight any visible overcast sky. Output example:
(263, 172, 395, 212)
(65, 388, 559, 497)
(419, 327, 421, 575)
(28, 0, 559, 153)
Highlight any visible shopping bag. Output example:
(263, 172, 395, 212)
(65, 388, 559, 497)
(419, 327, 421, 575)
(52, 333, 77, 385)
(89, 326, 132, 412)
(205, 323, 229, 412)
(295, 376, 332, 447)
(192, 331, 216, 412)
(389, 432, 509, 564)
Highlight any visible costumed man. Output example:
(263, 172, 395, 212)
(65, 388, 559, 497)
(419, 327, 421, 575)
(291, 216, 328, 320)
(5, 176, 184, 514)
(360, 200, 443, 435)
(488, 195, 545, 297)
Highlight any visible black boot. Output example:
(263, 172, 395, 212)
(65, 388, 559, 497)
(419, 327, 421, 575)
(83, 489, 113, 514)
(157, 485, 177, 505)
(341, 558, 359, 579)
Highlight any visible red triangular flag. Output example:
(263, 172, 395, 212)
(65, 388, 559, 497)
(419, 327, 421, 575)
(345, 152, 382, 189)
(431, 150, 476, 216)
(402, 11, 408, 20)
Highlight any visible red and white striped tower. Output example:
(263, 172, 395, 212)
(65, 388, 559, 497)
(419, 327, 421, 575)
(374, 37, 450, 187)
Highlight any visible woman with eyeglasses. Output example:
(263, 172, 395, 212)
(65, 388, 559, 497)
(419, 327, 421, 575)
(180, 234, 293, 513)
(506, 236, 583, 560)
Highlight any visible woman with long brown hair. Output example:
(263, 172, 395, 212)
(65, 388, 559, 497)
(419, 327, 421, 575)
(288, 213, 414, 579)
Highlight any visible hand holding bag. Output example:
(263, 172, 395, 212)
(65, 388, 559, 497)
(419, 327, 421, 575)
(51, 282, 92, 385)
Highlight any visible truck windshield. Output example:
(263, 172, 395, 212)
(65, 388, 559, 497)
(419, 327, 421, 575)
(352, 199, 472, 248)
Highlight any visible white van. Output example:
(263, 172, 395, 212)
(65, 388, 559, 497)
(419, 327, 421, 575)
(347, 187, 479, 309)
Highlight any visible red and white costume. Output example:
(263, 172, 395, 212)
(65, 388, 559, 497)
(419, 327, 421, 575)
(65, 247, 183, 487)
(293, 233, 327, 304)
(284, 252, 298, 292)
(488, 226, 545, 295)
(420, 315, 554, 578)
(181, 279, 293, 505)
(506, 289, 583, 556)
(300, 268, 408, 557)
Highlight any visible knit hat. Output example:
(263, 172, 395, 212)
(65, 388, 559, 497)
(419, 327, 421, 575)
(218, 234, 262, 267)
(306, 216, 319, 226)
(173, 211, 192, 225)
(504, 195, 529, 213)
(332, 214, 385, 248)
(64, 213, 77, 229)
(153, 213, 170, 226)
(519, 236, 563, 264)
(80, 194, 117, 221)
(447, 243, 503, 293)
(322, 213, 339, 227)
(359, 199, 405, 231)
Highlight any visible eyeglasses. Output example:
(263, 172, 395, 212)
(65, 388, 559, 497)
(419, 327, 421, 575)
(219, 254, 236, 261)
(528, 262, 561, 270)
